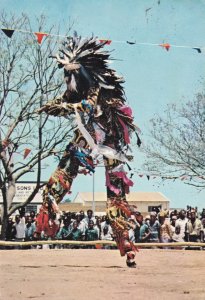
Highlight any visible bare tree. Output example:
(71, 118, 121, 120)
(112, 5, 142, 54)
(143, 92, 205, 189)
(0, 13, 74, 238)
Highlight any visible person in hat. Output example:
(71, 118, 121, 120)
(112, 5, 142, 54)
(139, 215, 151, 242)
(149, 212, 160, 243)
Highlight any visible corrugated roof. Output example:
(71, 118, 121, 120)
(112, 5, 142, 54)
(73, 191, 169, 203)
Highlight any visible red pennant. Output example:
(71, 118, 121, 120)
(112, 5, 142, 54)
(23, 148, 31, 159)
(99, 39, 112, 45)
(34, 32, 48, 44)
(159, 43, 171, 51)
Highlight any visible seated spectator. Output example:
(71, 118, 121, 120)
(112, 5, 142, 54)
(100, 216, 113, 238)
(139, 215, 151, 242)
(101, 226, 113, 241)
(56, 218, 72, 240)
(148, 212, 160, 243)
(25, 216, 36, 241)
(172, 225, 184, 242)
(159, 211, 172, 243)
(101, 226, 113, 249)
(66, 220, 82, 241)
(185, 210, 203, 242)
(85, 220, 99, 241)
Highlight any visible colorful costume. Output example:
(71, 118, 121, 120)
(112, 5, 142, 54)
(36, 33, 141, 267)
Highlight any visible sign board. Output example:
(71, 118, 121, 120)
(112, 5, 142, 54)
(0, 183, 44, 204)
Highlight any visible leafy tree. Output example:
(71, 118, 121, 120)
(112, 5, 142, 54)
(0, 13, 74, 238)
(143, 92, 205, 189)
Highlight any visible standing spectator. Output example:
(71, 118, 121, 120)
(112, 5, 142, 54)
(139, 215, 151, 242)
(94, 216, 101, 239)
(185, 210, 203, 242)
(25, 216, 36, 241)
(201, 219, 205, 242)
(83, 209, 96, 228)
(79, 210, 85, 222)
(75, 213, 86, 239)
(5, 217, 16, 241)
(128, 219, 136, 243)
(30, 211, 36, 223)
(133, 213, 143, 243)
(159, 211, 173, 243)
(170, 215, 177, 236)
(175, 209, 188, 242)
(148, 212, 160, 243)
(85, 220, 98, 241)
(15, 214, 26, 241)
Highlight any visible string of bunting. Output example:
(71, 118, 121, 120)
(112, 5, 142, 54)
(2, 139, 204, 182)
(131, 172, 205, 182)
(1, 27, 205, 54)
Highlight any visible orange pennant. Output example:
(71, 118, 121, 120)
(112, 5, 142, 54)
(159, 43, 171, 51)
(23, 148, 31, 159)
(34, 32, 48, 44)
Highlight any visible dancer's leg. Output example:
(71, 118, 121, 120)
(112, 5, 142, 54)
(104, 157, 137, 267)
(35, 129, 91, 237)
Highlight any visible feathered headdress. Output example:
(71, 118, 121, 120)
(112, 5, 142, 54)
(52, 32, 125, 102)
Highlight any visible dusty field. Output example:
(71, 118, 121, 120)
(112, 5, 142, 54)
(0, 248, 205, 300)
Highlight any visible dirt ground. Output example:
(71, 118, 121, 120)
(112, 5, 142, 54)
(0, 248, 205, 300)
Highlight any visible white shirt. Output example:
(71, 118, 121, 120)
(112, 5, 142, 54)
(15, 217, 26, 239)
(175, 218, 188, 241)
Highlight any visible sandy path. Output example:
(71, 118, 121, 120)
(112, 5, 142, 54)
(0, 249, 205, 300)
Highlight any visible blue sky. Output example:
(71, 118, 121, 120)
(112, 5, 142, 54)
(2, 0, 205, 209)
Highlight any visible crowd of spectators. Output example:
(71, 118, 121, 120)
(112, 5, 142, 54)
(3, 205, 205, 249)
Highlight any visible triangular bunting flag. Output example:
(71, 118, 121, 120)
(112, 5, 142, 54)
(99, 39, 112, 45)
(159, 43, 170, 51)
(193, 47, 201, 53)
(1, 28, 15, 38)
(135, 132, 142, 147)
(34, 32, 48, 44)
(126, 41, 136, 45)
(146, 175, 150, 180)
(23, 148, 31, 159)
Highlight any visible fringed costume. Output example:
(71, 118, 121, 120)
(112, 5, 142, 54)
(36, 33, 141, 267)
